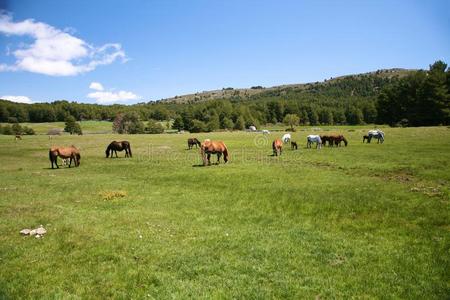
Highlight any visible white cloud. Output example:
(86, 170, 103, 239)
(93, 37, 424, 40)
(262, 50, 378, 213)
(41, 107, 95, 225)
(1, 95, 32, 104)
(0, 12, 126, 76)
(89, 82, 104, 91)
(86, 82, 140, 104)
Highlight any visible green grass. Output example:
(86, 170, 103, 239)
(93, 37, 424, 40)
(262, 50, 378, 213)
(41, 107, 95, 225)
(0, 126, 449, 298)
(1, 121, 113, 135)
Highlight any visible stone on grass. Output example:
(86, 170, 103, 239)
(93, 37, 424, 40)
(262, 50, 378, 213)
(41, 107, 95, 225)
(20, 229, 31, 235)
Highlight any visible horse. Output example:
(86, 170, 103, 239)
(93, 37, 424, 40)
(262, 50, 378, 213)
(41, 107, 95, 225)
(291, 141, 298, 150)
(272, 139, 283, 156)
(306, 135, 322, 149)
(49, 146, 80, 169)
(363, 135, 370, 143)
(281, 133, 291, 143)
(187, 138, 201, 150)
(106, 141, 132, 158)
(329, 134, 348, 147)
(320, 135, 330, 147)
(15, 135, 22, 141)
(200, 140, 229, 165)
(367, 130, 385, 144)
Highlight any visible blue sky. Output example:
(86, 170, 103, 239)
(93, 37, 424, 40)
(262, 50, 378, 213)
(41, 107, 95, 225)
(0, 0, 449, 104)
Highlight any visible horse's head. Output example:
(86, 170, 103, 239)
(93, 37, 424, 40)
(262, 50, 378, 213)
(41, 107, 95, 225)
(105, 146, 110, 158)
(76, 153, 81, 166)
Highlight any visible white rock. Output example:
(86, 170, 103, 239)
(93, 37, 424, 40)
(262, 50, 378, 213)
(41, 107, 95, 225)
(20, 229, 31, 235)
(29, 229, 37, 236)
(36, 227, 47, 235)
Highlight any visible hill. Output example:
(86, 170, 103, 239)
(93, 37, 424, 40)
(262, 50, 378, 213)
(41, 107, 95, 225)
(158, 68, 416, 104)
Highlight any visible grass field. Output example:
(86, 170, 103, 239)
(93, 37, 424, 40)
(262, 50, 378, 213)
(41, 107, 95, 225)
(0, 126, 449, 298)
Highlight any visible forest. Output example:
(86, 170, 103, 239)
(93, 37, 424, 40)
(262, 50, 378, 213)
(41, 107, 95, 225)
(1, 60, 448, 133)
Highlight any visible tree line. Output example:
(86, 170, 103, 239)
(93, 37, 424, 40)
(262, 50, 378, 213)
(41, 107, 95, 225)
(0, 60, 448, 133)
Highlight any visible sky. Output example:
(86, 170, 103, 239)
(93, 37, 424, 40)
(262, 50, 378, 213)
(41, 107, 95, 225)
(0, 0, 449, 105)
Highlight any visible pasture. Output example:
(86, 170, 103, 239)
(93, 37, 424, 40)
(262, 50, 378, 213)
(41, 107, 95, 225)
(0, 126, 449, 298)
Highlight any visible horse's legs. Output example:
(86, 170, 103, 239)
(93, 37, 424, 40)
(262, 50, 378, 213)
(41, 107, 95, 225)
(115, 150, 118, 158)
(207, 153, 211, 165)
(217, 153, 222, 164)
(68, 156, 72, 168)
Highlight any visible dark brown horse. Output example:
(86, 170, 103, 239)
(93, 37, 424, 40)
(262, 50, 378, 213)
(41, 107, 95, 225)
(329, 135, 348, 147)
(49, 146, 81, 169)
(200, 139, 229, 165)
(291, 141, 298, 150)
(272, 139, 283, 156)
(187, 138, 201, 150)
(106, 141, 132, 158)
(363, 135, 370, 143)
(320, 135, 330, 147)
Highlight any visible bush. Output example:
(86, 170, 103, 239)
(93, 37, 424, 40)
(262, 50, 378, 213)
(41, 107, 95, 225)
(146, 119, 165, 134)
(23, 126, 35, 135)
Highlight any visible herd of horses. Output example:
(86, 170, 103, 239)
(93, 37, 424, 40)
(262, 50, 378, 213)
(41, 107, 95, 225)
(46, 130, 385, 168)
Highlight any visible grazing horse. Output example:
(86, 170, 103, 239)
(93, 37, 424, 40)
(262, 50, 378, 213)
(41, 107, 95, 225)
(320, 135, 330, 147)
(187, 138, 201, 149)
(272, 139, 283, 156)
(291, 141, 298, 150)
(106, 141, 132, 158)
(306, 135, 322, 149)
(281, 133, 291, 143)
(15, 135, 22, 141)
(367, 130, 385, 144)
(363, 135, 370, 143)
(329, 135, 348, 147)
(200, 140, 229, 165)
(49, 146, 80, 169)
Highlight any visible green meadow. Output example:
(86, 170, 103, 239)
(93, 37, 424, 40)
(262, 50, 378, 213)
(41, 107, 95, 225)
(0, 126, 449, 298)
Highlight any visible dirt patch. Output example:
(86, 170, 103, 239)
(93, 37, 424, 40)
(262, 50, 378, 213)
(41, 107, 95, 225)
(99, 190, 127, 201)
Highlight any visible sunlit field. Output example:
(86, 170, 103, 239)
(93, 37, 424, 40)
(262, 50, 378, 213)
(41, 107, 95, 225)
(0, 126, 449, 298)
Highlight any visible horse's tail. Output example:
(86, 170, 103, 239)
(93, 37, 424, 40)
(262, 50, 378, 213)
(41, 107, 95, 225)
(128, 143, 132, 157)
(223, 145, 229, 163)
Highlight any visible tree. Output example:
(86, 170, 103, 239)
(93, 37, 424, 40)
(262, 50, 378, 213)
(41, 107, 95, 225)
(283, 114, 300, 131)
(190, 119, 207, 133)
(206, 115, 220, 132)
(172, 115, 184, 131)
(221, 117, 234, 130)
(234, 116, 245, 130)
(112, 112, 144, 134)
(64, 115, 82, 135)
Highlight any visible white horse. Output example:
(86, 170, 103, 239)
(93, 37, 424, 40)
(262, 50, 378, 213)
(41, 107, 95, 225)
(368, 130, 385, 144)
(307, 135, 322, 149)
(282, 133, 291, 143)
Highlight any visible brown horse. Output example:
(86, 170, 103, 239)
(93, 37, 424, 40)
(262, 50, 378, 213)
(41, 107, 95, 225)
(200, 139, 229, 165)
(15, 135, 22, 141)
(291, 141, 298, 150)
(320, 135, 330, 147)
(106, 141, 132, 158)
(187, 138, 201, 150)
(329, 135, 348, 147)
(49, 146, 81, 169)
(272, 139, 283, 156)
(363, 135, 370, 143)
